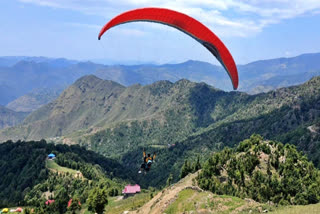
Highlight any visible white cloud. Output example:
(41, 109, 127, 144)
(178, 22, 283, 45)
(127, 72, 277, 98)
(18, 0, 320, 38)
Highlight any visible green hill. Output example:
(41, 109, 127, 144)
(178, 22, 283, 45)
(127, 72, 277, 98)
(1, 137, 320, 213)
(0, 76, 244, 157)
(197, 135, 320, 205)
(1, 76, 320, 188)
(111, 169, 320, 214)
(0, 140, 132, 209)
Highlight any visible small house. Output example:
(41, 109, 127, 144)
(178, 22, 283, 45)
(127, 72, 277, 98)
(48, 153, 56, 159)
(122, 184, 141, 198)
(15, 207, 23, 213)
(1, 208, 8, 213)
(67, 199, 81, 208)
(45, 200, 55, 205)
(10, 208, 22, 213)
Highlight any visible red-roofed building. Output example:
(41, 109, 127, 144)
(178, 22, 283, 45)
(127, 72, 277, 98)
(45, 200, 55, 205)
(122, 184, 141, 197)
(15, 207, 23, 213)
(67, 199, 81, 208)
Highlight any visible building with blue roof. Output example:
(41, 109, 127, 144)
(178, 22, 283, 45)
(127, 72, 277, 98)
(48, 153, 56, 159)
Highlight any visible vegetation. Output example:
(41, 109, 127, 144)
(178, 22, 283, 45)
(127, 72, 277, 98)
(46, 159, 79, 175)
(0, 140, 48, 207)
(164, 189, 254, 214)
(1, 75, 320, 212)
(269, 203, 320, 214)
(180, 156, 201, 179)
(2, 76, 320, 187)
(104, 192, 152, 214)
(87, 187, 108, 214)
(197, 135, 320, 205)
(0, 140, 131, 208)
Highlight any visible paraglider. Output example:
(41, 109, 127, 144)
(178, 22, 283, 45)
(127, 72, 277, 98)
(98, 7, 239, 90)
(139, 149, 156, 174)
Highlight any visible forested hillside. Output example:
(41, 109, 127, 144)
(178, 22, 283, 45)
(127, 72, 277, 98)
(197, 135, 320, 205)
(0, 140, 132, 209)
(121, 77, 320, 187)
(1, 76, 320, 189)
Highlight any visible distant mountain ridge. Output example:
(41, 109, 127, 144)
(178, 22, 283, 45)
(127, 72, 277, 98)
(6, 87, 63, 112)
(0, 106, 28, 129)
(0, 56, 78, 67)
(0, 60, 103, 105)
(1, 53, 320, 106)
(239, 52, 320, 92)
(0, 76, 217, 145)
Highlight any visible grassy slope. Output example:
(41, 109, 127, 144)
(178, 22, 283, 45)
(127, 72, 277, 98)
(166, 190, 320, 214)
(127, 172, 264, 214)
(104, 193, 152, 214)
(46, 159, 79, 175)
(112, 171, 320, 214)
(270, 204, 320, 214)
(165, 189, 250, 214)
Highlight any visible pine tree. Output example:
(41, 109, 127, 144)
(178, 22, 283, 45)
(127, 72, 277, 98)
(67, 198, 81, 214)
(87, 187, 108, 214)
(193, 156, 202, 171)
(166, 174, 173, 186)
(180, 160, 191, 178)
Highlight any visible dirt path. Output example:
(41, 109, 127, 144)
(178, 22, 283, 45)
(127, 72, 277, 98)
(130, 172, 199, 214)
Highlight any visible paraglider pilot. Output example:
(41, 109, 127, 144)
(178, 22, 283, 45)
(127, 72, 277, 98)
(139, 149, 156, 174)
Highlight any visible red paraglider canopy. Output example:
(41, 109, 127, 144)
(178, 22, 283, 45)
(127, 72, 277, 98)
(98, 7, 239, 89)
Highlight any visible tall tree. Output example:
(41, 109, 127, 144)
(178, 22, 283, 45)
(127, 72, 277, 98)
(87, 187, 108, 214)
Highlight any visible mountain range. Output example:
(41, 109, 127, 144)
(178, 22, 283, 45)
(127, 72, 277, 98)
(1, 53, 320, 108)
(1, 74, 320, 188)
(6, 87, 63, 112)
(0, 105, 28, 129)
(1, 53, 320, 214)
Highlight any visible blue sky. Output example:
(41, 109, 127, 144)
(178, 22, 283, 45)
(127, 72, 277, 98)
(1, 0, 320, 65)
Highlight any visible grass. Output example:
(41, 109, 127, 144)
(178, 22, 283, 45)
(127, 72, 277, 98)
(46, 159, 79, 175)
(164, 189, 248, 214)
(104, 192, 152, 214)
(269, 203, 320, 214)
(165, 189, 197, 214)
(208, 194, 246, 214)
(79, 193, 152, 214)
